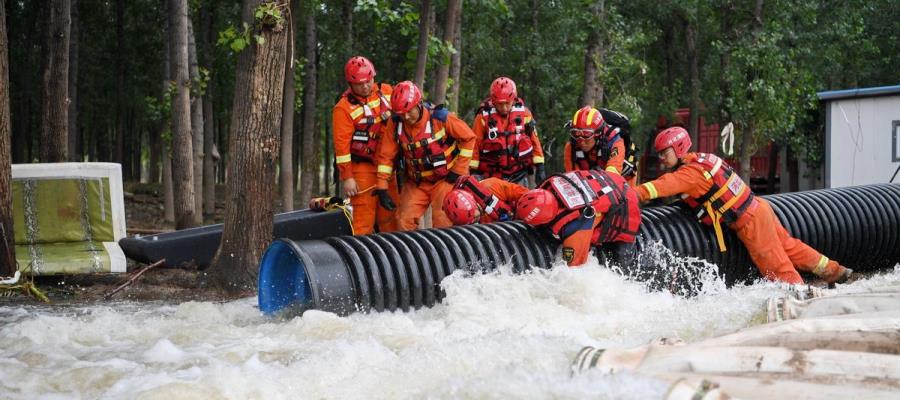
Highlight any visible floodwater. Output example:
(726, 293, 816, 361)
(2, 257, 899, 400)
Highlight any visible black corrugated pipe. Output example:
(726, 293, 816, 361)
(258, 184, 900, 316)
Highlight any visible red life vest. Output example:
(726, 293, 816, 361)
(345, 86, 392, 163)
(681, 153, 758, 251)
(542, 170, 641, 244)
(397, 105, 457, 183)
(476, 98, 535, 178)
(454, 175, 514, 223)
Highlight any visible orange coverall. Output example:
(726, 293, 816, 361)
(470, 109, 545, 179)
(635, 153, 845, 284)
(564, 138, 635, 186)
(375, 108, 476, 230)
(469, 177, 529, 223)
(552, 172, 640, 267)
(332, 83, 400, 235)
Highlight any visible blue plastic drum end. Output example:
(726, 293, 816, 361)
(258, 240, 314, 316)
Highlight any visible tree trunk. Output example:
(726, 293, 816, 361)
(161, 0, 173, 218)
(169, 0, 196, 229)
(432, 0, 460, 105)
(447, 0, 463, 111)
(342, 0, 354, 59)
(0, 0, 16, 277)
(280, 4, 296, 212)
(40, 0, 71, 162)
(298, 5, 318, 206)
(201, 2, 216, 216)
(208, 0, 289, 294)
(579, 0, 605, 107)
(738, 0, 765, 181)
(115, 0, 126, 177)
(413, 0, 432, 89)
(162, 148, 175, 222)
(67, 0, 79, 161)
(188, 21, 204, 224)
(685, 16, 700, 151)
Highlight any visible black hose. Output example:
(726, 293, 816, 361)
(258, 184, 900, 316)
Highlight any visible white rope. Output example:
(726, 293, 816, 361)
(720, 122, 735, 156)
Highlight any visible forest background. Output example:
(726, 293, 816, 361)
(0, 0, 898, 291)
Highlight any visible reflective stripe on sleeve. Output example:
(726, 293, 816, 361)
(642, 182, 659, 199)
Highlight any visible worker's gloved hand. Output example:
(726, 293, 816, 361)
(445, 171, 461, 184)
(309, 196, 342, 211)
(373, 189, 396, 211)
(534, 164, 547, 183)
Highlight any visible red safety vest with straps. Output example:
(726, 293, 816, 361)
(543, 170, 641, 244)
(477, 98, 535, 178)
(345, 86, 392, 163)
(397, 105, 458, 183)
(454, 175, 514, 223)
(680, 153, 757, 251)
(570, 124, 634, 175)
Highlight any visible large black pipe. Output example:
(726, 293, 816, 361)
(258, 184, 900, 316)
(120, 209, 352, 268)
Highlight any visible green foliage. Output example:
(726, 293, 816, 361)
(217, 2, 287, 53)
(8, 0, 898, 175)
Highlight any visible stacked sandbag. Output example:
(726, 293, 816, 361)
(572, 285, 900, 399)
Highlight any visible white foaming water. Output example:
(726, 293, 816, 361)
(2, 260, 899, 400)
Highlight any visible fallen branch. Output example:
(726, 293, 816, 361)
(103, 259, 165, 300)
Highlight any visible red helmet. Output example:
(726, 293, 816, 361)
(490, 77, 517, 104)
(443, 189, 480, 225)
(344, 56, 376, 84)
(571, 106, 604, 130)
(391, 81, 422, 114)
(515, 189, 558, 225)
(655, 126, 692, 158)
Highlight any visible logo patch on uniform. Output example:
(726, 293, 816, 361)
(562, 247, 575, 262)
(610, 147, 619, 157)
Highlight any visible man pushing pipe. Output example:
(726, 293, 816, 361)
(636, 126, 852, 285)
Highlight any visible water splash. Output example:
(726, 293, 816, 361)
(1, 259, 898, 399)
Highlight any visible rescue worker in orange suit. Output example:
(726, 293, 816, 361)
(563, 106, 637, 186)
(374, 81, 476, 230)
(442, 175, 529, 225)
(470, 77, 546, 186)
(637, 127, 852, 284)
(514, 170, 642, 268)
(332, 56, 399, 234)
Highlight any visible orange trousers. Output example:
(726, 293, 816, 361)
(397, 180, 454, 231)
(734, 198, 840, 284)
(349, 161, 399, 235)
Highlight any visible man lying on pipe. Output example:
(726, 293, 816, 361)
(636, 127, 851, 285)
(443, 172, 642, 268)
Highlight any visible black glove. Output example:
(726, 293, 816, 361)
(534, 164, 547, 183)
(445, 171, 461, 184)
(373, 189, 396, 211)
